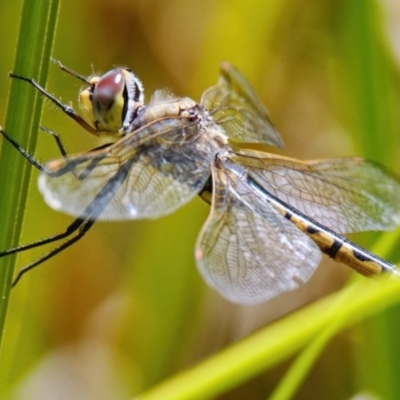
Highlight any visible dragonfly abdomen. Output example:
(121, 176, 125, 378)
(283, 208, 399, 278)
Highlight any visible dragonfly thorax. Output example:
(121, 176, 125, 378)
(79, 68, 144, 135)
(140, 96, 197, 122)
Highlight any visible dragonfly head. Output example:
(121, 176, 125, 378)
(79, 68, 144, 134)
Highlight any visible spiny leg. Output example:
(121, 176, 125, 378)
(40, 126, 68, 157)
(41, 126, 113, 160)
(0, 127, 45, 171)
(9, 72, 98, 135)
(0, 125, 71, 171)
(1, 126, 113, 180)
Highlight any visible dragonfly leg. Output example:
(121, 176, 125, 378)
(9, 72, 98, 135)
(0, 217, 86, 258)
(0, 125, 73, 171)
(40, 126, 68, 157)
(3, 155, 133, 285)
(39, 126, 84, 179)
(0, 127, 45, 171)
(6, 217, 95, 286)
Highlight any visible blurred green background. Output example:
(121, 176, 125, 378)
(0, 0, 400, 399)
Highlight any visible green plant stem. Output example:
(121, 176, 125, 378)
(0, 0, 60, 349)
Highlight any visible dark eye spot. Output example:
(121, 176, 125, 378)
(93, 69, 125, 109)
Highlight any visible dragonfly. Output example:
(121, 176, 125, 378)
(1, 60, 400, 304)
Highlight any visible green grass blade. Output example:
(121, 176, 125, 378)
(268, 227, 400, 400)
(336, 0, 400, 165)
(334, 2, 400, 398)
(0, 0, 60, 348)
(137, 276, 400, 400)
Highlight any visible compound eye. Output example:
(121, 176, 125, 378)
(93, 68, 125, 109)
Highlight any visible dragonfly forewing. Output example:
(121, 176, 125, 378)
(39, 117, 215, 220)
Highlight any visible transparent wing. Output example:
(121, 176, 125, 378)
(231, 149, 400, 234)
(201, 62, 284, 148)
(39, 118, 214, 220)
(195, 163, 321, 304)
